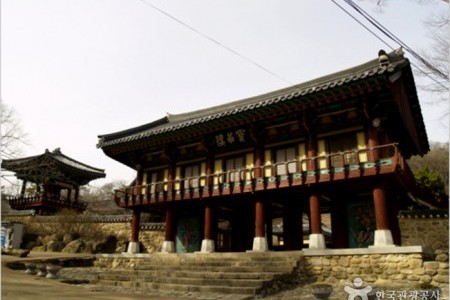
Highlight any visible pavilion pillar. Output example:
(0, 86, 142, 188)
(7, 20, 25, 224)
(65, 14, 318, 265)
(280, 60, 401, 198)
(368, 127, 379, 163)
(372, 181, 395, 247)
(331, 196, 349, 248)
(309, 191, 326, 248)
(201, 203, 215, 252)
(74, 187, 80, 202)
(254, 141, 263, 178)
(252, 198, 268, 251)
(306, 133, 317, 172)
(161, 207, 175, 253)
(20, 180, 27, 196)
(283, 200, 303, 250)
(127, 209, 141, 253)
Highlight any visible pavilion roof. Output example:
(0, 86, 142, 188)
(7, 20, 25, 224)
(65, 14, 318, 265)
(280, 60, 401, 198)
(2, 148, 106, 186)
(98, 49, 429, 159)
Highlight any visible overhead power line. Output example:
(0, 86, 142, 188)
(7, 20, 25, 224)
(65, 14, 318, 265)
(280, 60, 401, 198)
(137, 0, 292, 85)
(331, 0, 448, 90)
(343, 0, 448, 82)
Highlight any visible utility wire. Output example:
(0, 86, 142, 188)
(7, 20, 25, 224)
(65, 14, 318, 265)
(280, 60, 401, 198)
(331, 0, 448, 90)
(343, 0, 449, 82)
(137, 0, 292, 85)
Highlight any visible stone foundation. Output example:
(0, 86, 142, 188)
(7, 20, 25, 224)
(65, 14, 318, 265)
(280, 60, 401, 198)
(399, 210, 449, 252)
(2, 215, 165, 254)
(302, 247, 448, 299)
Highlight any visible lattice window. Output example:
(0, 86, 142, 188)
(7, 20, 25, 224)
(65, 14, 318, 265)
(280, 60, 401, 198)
(183, 164, 200, 188)
(275, 147, 297, 175)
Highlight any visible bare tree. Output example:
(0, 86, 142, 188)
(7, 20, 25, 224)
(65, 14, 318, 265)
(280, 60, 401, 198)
(362, 0, 449, 119)
(417, 11, 449, 96)
(81, 180, 129, 215)
(0, 100, 29, 160)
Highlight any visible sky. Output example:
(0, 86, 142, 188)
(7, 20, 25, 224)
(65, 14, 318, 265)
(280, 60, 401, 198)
(1, 0, 449, 187)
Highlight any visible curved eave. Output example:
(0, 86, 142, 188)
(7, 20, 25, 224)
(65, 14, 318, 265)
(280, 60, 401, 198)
(98, 64, 392, 150)
(2, 150, 106, 185)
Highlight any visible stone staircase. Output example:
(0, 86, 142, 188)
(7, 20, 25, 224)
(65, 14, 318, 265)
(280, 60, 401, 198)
(93, 251, 303, 298)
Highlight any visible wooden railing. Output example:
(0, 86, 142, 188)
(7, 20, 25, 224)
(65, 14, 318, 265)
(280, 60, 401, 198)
(115, 143, 404, 208)
(7, 194, 87, 211)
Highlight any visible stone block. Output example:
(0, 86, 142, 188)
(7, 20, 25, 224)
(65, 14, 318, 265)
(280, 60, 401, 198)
(424, 262, 440, 270)
(419, 274, 432, 284)
(439, 262, 449, 269)
(412, 268, 425, 275)
(331, 266, 345, 272)
(338, 256, 350, 267)
(436, 254, 449, 262)
(351, 256, 362, 264)
(409, 258, 423, 269)
(432, 274, 449, 283)
(407, 274, 420, 281)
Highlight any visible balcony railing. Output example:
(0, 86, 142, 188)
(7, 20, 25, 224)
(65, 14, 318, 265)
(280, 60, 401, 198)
(7, 193, 87, 211)
(115, 143, 404, 208)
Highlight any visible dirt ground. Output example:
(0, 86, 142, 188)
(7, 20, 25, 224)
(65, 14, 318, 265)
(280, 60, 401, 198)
(1, 252, 192, 300)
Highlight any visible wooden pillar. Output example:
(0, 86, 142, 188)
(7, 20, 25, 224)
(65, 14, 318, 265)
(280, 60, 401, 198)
(127, 209, 141, 253)
(134, 169, 142, 196)
(130, 210, 141, 242)
(255, 199, 265, 237)
(167, 162, 175, 196)
(373, 183, 389, 230)
(372, 181, 395, 246)
(254, 142, 263, 178)
(165, 208, 174, 241)
(252, 198, 268, 251)
(306, 134, 317, 172)
(309, 192, 321, 234)
(201, 202, 215, 252)
(283, 200, 303, 250)
(368, 127, 379, 162)
(206, 152, 214, 194)
(309, 191, 326, 248)
(331, 197, 349, 248)
(162, 207, 175, 252)
(20, 180, 27, 196)
(74, 187, 79, 202)
(204, 203, 213, 240)
(266, 204, 273, 250)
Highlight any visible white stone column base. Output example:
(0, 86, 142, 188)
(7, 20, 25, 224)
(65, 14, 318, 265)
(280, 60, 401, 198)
(371, 229, 396, 247)
(161, 241, 175, 253)
(127, 241, 140, 254)
(309, 233, 326, 249)
(200, 239, 215, 253)
(252, 237, 268, 252)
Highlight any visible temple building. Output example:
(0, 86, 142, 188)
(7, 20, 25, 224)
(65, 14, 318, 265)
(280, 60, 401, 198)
(2, 148, 106, 214)
(97, 49, 430, 254)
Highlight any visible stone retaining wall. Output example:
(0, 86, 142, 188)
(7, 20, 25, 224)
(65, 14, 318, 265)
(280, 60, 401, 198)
(1, 215, 164, 254)
(398, 211, 449, 252)
(302, 247, 449, 299)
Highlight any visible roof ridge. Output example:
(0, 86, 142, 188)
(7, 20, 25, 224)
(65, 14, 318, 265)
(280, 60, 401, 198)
(163, 50, 405, 125)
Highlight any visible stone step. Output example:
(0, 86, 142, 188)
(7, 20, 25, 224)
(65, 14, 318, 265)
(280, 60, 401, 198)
(98, 272, 268, 288)
(99, 279, 260, 295)
(98, 269, 278, 280)
(93, 251, 303, 297)
(136, 259, 297, 266)
(133, 265, 294, 273)
(95, 251, 302, 264)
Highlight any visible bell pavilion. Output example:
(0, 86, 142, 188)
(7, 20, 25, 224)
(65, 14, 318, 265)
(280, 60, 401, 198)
(2, 148, 106, 214)
(98, 49, 430, 254)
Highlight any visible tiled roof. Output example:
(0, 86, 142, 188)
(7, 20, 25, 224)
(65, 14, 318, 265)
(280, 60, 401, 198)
(97, 49, 417, 149)
(2, 148, 106, 182)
